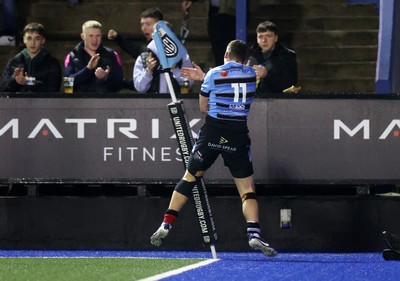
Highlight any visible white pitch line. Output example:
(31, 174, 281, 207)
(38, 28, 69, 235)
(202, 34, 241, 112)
(138, 258, 219, 281)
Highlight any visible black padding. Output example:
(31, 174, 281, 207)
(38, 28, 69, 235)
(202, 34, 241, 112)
(241, 192, 257, 202)
(174, 179, 196, 197)
(165, 209, 179, 217)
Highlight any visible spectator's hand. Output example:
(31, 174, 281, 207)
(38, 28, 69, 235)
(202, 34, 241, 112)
(108, 29, 118, 40)
(253, 64, 268, 79)
(14, 68, 26, 85)
(87, 53, 100, 70)
(181, 62, 205, 81)
(146, 52, 158, 74)
(182, 0, 192, 11)
(95, 66, 110, 80)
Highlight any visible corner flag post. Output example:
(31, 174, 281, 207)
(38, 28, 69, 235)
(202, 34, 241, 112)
(153, 21, 218, 259)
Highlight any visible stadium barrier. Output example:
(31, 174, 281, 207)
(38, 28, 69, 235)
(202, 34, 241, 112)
(1, 93, 400, 185)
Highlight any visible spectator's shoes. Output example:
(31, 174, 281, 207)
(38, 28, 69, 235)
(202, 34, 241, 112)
(382, 248, 400, 261)
(150, 222, 171, 247)
(0, 35, 15, 46)
(248, 235, 278, 257)
(382, 231, 400, 251)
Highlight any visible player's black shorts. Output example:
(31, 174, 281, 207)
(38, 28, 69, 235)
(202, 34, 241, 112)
(187, 122, 254, 178)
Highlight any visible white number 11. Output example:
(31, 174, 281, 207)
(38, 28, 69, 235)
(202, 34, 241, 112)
(231, 83, 247, 102)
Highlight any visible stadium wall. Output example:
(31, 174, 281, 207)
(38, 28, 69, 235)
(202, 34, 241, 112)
(0, 195, 398, 252)
(1, 94, 400, 252)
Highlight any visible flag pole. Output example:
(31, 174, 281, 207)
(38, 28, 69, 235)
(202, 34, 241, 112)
(153, 21, 218, 259)
(164, 71, 178, 103)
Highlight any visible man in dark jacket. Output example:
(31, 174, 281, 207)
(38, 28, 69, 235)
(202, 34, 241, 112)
(248, 21, 298, 94)
(0, 22, 61, 93)
(107, 8, 164, 92)
(64, 20, 123, 93)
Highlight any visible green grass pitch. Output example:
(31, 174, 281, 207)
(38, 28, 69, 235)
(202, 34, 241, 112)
(0, 257, 204, 281)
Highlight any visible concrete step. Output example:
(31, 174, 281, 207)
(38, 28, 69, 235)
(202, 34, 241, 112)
(32, 1, 377, 18)
(257, 0, 372, 5)
(0, 47, 19, 70)
(253, 3, 378, 18)
(249, 16, 378, 32)
(246, 30, 378, 55)
(298, 61, 376, 79)
(20, 0, 379, 94)
(34, 0, 171, 2)
(285, 30, 378, 48)
(29, 2, 378, 36)
(27, 2, 208, 39)
(299, 78, 376, 93)
(296, 46, 378, 63)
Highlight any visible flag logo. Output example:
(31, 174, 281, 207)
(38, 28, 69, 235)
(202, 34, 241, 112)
(157, 28, 179, 58)
(153, 21, 188, 70)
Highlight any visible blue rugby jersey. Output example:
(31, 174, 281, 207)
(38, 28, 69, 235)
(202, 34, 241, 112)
(200, 61, 257, 122)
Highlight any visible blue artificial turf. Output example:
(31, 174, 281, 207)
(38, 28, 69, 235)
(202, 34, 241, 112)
(0, 250, 399, 281)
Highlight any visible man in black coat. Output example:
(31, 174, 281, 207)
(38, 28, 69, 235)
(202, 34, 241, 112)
(248, 21, 298, 94)
(0, 22, 61, 93)
(64, 20, 124, 93)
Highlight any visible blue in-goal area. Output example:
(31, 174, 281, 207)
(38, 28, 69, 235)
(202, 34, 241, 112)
(0, 250, 399, 281)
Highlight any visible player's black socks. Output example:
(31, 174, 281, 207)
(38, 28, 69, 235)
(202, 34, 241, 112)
(247, 221, 261, 239)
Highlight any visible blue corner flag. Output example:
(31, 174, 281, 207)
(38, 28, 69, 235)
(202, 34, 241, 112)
(152, 21, 188, 70)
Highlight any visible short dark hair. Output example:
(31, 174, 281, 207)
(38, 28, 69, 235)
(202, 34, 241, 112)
(227, 40, 248, 63)
(141, 7, 164, 21)
(23, 22, 46, 37)
(256, 21, 278, 35)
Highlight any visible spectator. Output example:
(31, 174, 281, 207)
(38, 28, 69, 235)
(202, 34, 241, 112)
(107, 30, 143, 59)
(0, 0, 16, 46)
(107, 29, 143, 90)
(133, 8, 193, 94)
(0, 22, 61, 92)
(64, 20, 124, 93)
(182, 0, 235, 67)
(151, 39, 277, 257)
(247, 21, 298, 94)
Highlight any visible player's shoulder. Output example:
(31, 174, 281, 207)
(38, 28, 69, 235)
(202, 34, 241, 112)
(212, 62, 253, 74)
(228, 63, 256, 79)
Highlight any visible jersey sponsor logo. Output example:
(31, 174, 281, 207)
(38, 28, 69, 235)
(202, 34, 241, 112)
(229, 104, 246, 110)
(208, 141, 237, 152)
(219, 136, 228, 144)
